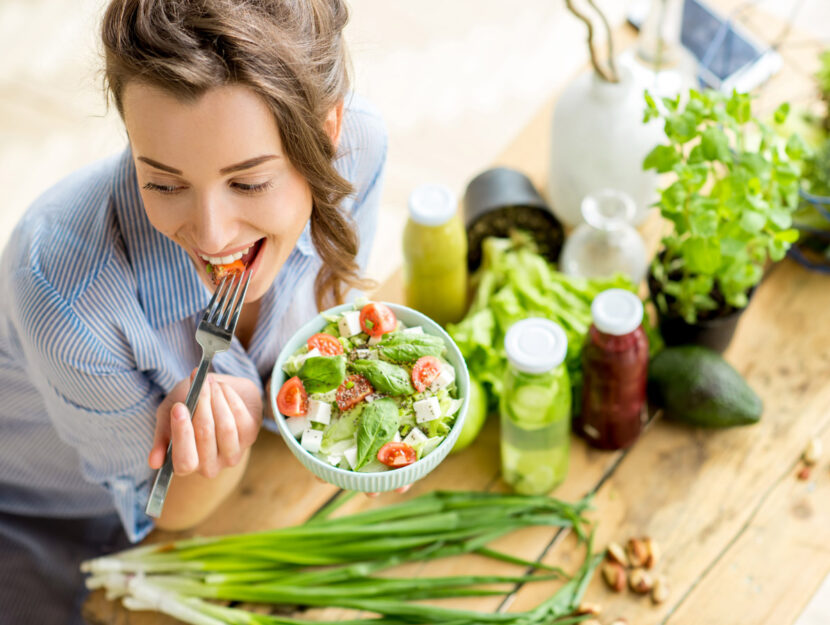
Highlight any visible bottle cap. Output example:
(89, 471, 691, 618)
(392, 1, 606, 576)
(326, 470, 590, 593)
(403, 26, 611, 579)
(504, 318, 568, 374)
(408, 183, 457, 226)
(591, 289, 644, 336)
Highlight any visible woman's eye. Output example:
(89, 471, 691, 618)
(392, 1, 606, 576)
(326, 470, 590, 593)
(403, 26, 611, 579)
(143, 182, 184, 195)
(231, 180, 273, 194)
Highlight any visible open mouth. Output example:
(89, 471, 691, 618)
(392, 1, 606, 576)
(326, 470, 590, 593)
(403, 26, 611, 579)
(200, 237, 265, 285)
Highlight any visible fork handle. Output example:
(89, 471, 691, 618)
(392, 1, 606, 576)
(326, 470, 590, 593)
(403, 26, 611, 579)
(145, 354, 213, 518)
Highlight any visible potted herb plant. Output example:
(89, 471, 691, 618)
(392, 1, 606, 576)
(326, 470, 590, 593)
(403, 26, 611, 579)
(643, 89, 804, 352)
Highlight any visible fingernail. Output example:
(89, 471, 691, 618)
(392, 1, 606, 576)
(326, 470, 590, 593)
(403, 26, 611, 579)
(173, 403, 187, 421)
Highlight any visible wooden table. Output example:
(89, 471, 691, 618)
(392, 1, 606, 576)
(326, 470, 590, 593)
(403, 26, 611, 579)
(84, 11, 830, 625)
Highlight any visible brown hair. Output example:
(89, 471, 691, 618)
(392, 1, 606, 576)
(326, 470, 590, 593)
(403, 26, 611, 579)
(102, 0, 374, 309)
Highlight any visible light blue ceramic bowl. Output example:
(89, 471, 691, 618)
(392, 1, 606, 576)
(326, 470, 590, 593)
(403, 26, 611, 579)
(269, 302, 469, 492)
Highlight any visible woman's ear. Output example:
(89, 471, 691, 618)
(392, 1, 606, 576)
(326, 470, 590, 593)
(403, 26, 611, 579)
(325, 100, 344, 149)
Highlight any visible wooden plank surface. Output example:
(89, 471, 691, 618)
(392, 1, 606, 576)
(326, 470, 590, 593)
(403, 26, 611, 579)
(84, 6, 830, 624)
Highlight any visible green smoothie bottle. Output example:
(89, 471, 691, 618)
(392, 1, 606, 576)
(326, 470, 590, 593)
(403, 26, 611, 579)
(500, 318, 571, 495)
(402, 183, 468, 326)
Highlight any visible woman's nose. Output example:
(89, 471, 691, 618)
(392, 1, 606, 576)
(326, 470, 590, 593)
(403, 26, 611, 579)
(192, 193, 233, 253)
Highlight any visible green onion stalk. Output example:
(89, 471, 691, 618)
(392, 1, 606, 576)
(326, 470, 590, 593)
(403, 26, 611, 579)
(82, 490, 601, 625)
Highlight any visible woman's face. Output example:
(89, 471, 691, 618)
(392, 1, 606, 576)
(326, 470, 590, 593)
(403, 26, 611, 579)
(123, 83, 313, 302)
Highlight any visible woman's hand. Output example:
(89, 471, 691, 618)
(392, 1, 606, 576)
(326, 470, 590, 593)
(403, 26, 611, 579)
(149, 373, 263, 479)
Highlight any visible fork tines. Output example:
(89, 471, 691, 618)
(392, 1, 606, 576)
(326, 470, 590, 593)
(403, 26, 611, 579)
(206, 270, 253, 332)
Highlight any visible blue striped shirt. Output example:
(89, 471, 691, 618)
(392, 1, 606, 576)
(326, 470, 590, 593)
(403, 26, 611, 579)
(0, 94, 387, 542)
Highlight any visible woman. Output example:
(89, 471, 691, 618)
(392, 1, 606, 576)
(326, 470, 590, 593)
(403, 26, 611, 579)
(0, 0, 387, 622)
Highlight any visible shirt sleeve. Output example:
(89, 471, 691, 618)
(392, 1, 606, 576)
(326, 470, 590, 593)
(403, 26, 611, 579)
(11, 267, 159, 542)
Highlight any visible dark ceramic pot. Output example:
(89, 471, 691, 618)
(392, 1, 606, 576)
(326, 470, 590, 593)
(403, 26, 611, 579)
(463, 167, 564, 271)
(647, 266, 754, 354)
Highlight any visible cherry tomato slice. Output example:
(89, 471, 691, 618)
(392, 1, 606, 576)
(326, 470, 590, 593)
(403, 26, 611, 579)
(277, 376, 308, 417)
(359, 302, 397, 338)
(412, 356, 443, 393)
(212, 259, 246, 283)
(377, 441, 417, 467)
(307, 332, 344, 356)
(336, 375, 374, 412)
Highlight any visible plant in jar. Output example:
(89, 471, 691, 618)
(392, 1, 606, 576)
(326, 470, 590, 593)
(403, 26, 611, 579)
(644, 88, 804, 325)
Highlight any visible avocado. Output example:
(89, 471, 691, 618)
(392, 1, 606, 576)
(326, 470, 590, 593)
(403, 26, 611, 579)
(648, 346, 762, 427)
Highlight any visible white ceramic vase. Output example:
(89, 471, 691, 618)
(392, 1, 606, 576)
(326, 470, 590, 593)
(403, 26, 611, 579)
(548, 67, 664, 227)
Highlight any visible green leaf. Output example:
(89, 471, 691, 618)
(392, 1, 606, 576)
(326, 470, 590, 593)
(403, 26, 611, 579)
(378, 332, 446, 363)
(701, 126, 731, 161)
(643, 91, 659, 123)
(773, 102, 790, 124)
(350, 359, 414, 396)
(665, 111, 699, 143)
(689, 209, 719, 237)
(298, 356, 347, 393)
(768, 208, 792, 229)
(740, 210, 767, 233)
(785, 133, 808, 160)
(683, 237, 722, 274)
(643, 144, 680, 173)
(774, 228, 799, 243)
(355, 399, 399, 469)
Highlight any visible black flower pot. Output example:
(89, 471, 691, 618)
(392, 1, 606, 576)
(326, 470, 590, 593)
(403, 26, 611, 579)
(647, 267, 754, 354)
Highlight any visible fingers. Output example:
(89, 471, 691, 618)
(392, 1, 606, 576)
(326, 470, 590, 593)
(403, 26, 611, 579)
(148, 398, 172, 469)
(211, 380, 241, 465)
(170, 402, 199, 475)
(191, 379, 218, 478)
(221, 382, 261, 449)
(364, 484, 411, 498)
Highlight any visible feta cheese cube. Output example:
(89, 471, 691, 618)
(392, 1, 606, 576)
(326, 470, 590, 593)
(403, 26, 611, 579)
(402, 326, 423, 335)
(338, 311, 362, 337)
(403, 427, 428, 446)
(354, 348, 378, 360)
(367, 335, 382, 346)
(393, 430, 402, 443)
(295, 347, 321, 369)
(414, 397, 442, 424)
(326, 454, 343, 466)
(430, 364, 456, 392)
(343, 445, 358, 469)
(308, 400, 332, 425)
(286, 416, 310, 438)
(300, 429, 323, 453)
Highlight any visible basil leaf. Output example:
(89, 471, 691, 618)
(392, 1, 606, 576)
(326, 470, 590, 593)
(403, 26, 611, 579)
(350, 359, 414, 395)
(377, 332, 445, 363)
(355, 398, 399, 469)
(298, 355, 346, 393)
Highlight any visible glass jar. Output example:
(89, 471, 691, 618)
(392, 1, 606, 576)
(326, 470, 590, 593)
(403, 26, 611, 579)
(500, 319, 571, 495)
(579, 289, 649, 450)
(403, 183, 468, 326)
(559, 189, 648, 284)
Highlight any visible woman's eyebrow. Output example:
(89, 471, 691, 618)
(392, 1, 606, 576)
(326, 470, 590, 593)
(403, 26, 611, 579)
(219, 154, 280, 174)
(136, 154, 280, 176)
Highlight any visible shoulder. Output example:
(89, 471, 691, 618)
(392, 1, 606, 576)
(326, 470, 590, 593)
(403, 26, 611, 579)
(2, 151, 128, 307)
(336, 93, 388, 197)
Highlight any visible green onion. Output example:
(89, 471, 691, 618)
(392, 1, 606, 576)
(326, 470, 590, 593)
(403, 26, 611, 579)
(83, 490, 599, 625)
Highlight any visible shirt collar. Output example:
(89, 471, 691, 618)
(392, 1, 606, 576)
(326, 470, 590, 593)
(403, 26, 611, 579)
(111, 147, 211, 329)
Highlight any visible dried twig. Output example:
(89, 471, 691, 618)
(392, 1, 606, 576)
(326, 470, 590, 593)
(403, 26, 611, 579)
(564, 0, 619, 83)
(586, 0, 618, 80)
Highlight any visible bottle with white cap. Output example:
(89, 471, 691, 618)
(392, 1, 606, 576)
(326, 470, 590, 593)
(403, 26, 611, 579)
(500, 318, 571, 495)
(579, 288, 649, 450)
(403, 183, 468, 326)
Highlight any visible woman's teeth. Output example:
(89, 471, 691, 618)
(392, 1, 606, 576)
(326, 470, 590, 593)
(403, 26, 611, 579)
(199, 245, 251, 265)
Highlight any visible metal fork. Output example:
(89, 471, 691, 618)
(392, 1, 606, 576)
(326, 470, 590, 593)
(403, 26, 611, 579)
(145, 269, 252, 518)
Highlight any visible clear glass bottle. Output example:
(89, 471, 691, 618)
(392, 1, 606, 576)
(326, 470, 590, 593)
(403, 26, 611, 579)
(559, 189, 648, 284)
(500, 319, 571, 495)
(579, 289, 649, 450)
(403, 183, 468, 327)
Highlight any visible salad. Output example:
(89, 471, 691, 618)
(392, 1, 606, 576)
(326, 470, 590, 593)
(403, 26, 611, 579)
(275, 300, 464, 472)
